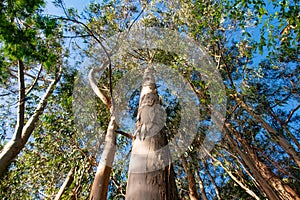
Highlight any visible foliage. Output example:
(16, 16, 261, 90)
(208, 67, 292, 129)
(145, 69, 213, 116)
(0, 0, 299, 199)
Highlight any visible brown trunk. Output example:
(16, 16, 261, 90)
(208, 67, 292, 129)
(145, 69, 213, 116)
(203, 162, 220, 200)
(126, 67, 179, 200)
(225, 123, 300, 200)
(181, 156, 200, 200)
(235, 95, 300, 168)
(89, 117, 117, 200)
(190, 81, 299, 199)
(0, 66, 62, 177)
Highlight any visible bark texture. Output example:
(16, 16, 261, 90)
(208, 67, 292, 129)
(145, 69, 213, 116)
(126, 67, 179, 200)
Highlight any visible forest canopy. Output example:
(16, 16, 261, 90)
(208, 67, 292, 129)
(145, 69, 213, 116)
(0, 0, 299, 199)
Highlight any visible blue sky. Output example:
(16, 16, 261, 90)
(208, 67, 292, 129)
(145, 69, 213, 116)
(44, 0, 92, 16)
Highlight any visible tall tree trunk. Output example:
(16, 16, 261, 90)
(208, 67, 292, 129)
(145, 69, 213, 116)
(190, 81, 299, 199)
(88, 59, 117, 200)
(0, 66, 62, 177)
(181, 156, 200, 200)
(195, 171, 209, 200)
(89, 117, 117, 200)
(126, 67, 179, 200)
(225, 123, 300, 200)
(235, 95, 300, 168)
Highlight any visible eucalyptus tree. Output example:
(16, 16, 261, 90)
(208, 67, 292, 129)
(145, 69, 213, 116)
(175, 0, 300, 199)
(0, 0, 65, 176)
(1, 0, 299, 199)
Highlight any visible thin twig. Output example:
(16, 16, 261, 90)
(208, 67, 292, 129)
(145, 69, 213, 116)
(115, 130, 134, 140)
(25, 64, 43, 96)
(285, 104, 300, 124)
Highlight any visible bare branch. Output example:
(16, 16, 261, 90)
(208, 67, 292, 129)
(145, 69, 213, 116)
(63, 34, 92, 39)
(12, 60, 25, 141)
(285, 104, 300, 124)
(54, 168, 75, 200)
(88, 60, 111, 108)
(58, 17, 110, 60)
(203, 147, 261, 200)
(21, 65, 63, 140)
(0, 92, 11, 97)
(10, 68, 51, 82)
(115, 130, 134, 140)
(25, 64, 43, 96)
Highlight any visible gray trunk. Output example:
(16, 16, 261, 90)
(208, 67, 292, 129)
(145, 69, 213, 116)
(126, 67, 179, 200)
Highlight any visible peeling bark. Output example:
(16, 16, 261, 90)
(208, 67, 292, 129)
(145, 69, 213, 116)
(126, 67, 179, 200)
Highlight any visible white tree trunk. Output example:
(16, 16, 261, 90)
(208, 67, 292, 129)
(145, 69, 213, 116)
(126, 67, 178, 200)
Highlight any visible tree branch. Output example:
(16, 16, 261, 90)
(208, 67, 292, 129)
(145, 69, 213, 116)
(181, 156, 200, 200)
(115, 130, 134, 140)
(0, 65, 63, 176)
(25, 64, 43, 96)
(204, 148, 261, 200)
(21, 65, 63, 140)
(63, 34, 92, 39)
(54, 167, 75, 200)
(88, 60, 111, 108)
(12, 60, 26, 141)
(285, 104, 300, 124)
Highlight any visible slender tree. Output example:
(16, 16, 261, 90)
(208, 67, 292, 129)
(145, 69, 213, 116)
(0, 0, 64, 176)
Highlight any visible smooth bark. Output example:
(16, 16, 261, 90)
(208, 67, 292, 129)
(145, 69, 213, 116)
(12, 60, 26, 141)
(88, 60, 118, 200)
(88, 60, 111, 107)
(89, 117, 117, 200)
